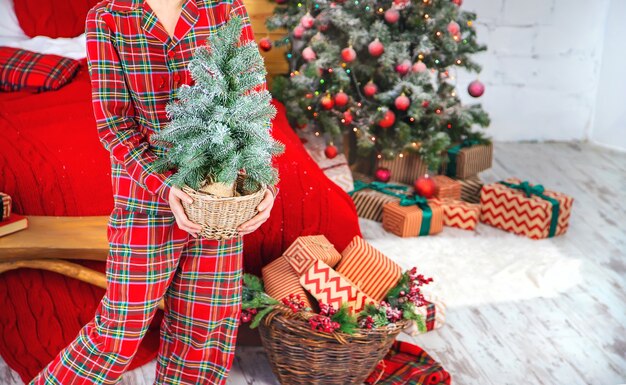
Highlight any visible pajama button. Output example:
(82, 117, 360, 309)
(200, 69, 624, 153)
(158, 77, 165, 89)
(168, 51, 176, 58)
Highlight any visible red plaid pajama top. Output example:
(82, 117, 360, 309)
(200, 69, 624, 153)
(86, 0, 277, 216)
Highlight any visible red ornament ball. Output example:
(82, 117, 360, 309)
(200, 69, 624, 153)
(321, 95, 335, 110)
(395, 59, 411, 76)
(393, 0, 410, 9)
(334, 91, 349, 107)
(414, 175, 436, 198)
(324, 145, 338, 159)
(300, 13, 315, 29)
(363, 81, 378, 97)
(341, 46, 357, 63)
(275, 0, 287, 3)
(422, 100, 430, 108)
(342, 110, 353, 125)
(302, 46, 317, 62)
(378, 110, 396, 128)
(374, 167, 392, 183)
(293, 25, 305, 39)
(468, 80, 485, 97)
(451, 0, 462, 5)
(412, 61, 427, 73)
(259, 37, 272, 52)
(384, 8, 400, 24)
(394, 94, 411, 111)
(368, 39, 385, 57)
(447, 21, 461, 36)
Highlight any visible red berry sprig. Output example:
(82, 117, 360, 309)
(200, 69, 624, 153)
(240, 308, 258, 323)
(359, 315, 375, 329)
(380, 300, 404, 323)
(309, 314, 341, 333)
(281, 293, 306, 312)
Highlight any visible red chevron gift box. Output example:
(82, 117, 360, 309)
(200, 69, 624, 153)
(282, 235, 342, 275)
(432, 175, 461, 200)
(335, 236, 403, 301)
(402, 294, 447, 336)
(480, 178, 574, 239)
(382, 199, 444, 238)
(429, 198, 480, 231)
(349, 180, 411, 222)
(262, 256, 316, 309)
(1, 193, 11, 221)
(300, 260, 377, 314)
(442, 141, 493, 179)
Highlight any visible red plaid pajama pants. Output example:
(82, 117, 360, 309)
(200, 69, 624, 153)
(29, 207, 244, 385)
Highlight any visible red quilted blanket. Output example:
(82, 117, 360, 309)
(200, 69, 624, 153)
(0, 59, 361, 382)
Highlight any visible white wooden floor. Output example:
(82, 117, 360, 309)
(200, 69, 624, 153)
(1, 142, 625, 384)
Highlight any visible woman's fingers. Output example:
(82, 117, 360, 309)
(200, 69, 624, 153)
(169, 187, 202, 236)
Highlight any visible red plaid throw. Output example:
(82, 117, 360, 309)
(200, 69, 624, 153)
(365, 341, 451, 385)
(0, 47, 80, 92)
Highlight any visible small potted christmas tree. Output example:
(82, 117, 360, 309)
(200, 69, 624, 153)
(152, 16, 284, 240)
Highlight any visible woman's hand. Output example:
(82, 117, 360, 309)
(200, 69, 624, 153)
(169, 187, 203, 238)
(237, 189, 275, 236)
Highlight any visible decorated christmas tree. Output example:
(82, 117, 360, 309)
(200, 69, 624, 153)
(264, 0, 489, 169)
(152, 16, 283, 197)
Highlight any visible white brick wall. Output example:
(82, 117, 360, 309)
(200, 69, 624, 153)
(456, 0, 614, 144)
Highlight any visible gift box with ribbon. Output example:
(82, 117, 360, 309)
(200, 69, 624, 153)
(348, 180, 411, 222)
(335, 236, 403, 301)
(382, 196, 444, 237)
(432, 175, 461, 200)
(402, 294, 447, 336)
(429, 198, 480, 231)
(442, 140, 493, 179)
(300, 260, 377, 314)
(456, 175, 484, 203)
(1, 193, 11, 221)
(262, 235, 342, 309)
(480, 178, 574, 239)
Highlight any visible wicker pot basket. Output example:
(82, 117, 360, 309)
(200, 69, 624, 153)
(181, 175, 266, 240)
(258, 304, 410, 385)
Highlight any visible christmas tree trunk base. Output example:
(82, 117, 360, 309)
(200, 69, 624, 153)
(182, 175, 265, 240)
(198, 180, 237, 198)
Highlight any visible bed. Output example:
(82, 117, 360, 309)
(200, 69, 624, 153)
(0, 0, 361, 381)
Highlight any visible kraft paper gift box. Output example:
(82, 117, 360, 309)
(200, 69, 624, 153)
(456, 175, 483, 203)
(402, 294, 447, 336)
(382, 199, 444, 238)
(281, 235, 342, 275)
(262, 256, 315, 309)
(480, 178, 574, 239)
(320, 155, 354, 193)
(432, 175, 461, 201)
(349, 180, 411, 222)
(376, 152, 428, 185)
(335, 235, 403, 302)
(300, 260, 376, 314)
(1, 193, 11, 221)
(442, 141, 493, 179)
(429, 198, 480, 231)
(262, 235, 342, 309)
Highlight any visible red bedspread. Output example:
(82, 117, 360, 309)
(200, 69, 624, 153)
(0, 59, 361, 382)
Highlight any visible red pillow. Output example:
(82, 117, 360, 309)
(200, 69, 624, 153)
(0, 47, 81, 92)
(13, 0, 101, 38)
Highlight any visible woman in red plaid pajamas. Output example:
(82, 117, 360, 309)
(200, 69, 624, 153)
(29, 0, 278, 384)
